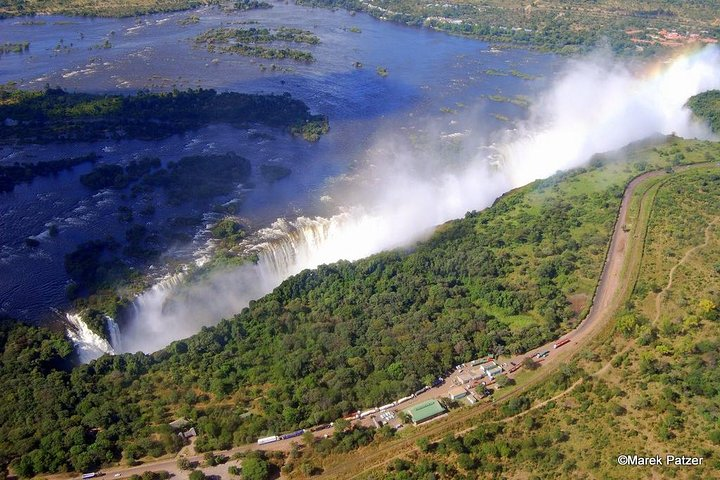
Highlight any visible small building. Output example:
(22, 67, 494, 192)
(485, 366, 504, 379)
(448, 386, 468, 401)
(454, 372, 473, 385)
(178, 427, 197, 440)
(479, 360, 499, 373)
(404, 399, 446, 425)
(468, 367, 485, 381)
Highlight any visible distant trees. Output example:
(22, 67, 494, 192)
(0, 152, 98, 193)
(687, 90, 720, 133)
(195, 27, 317, 62)
(128, 472, 170, 480)
(0, 86, 329, 145)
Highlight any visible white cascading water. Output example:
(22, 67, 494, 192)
(249, 212, 398, 277)
(71, 45, 720, 360)
(252, 217, 338, 277)
(65, 313, 115, 363)
(106, 316, 122, 353)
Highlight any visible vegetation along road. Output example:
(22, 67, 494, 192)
(52, 162, 717, 480)
(313, 163, 719, 479)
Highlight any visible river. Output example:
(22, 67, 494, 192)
(0, 2, 557, 328)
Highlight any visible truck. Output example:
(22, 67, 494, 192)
(554, 338, 571, 349)
(538, 350, 550, 358)
(257, 435, 279, 445)
(281, 430, 305, 440)
(359, 408, 379, 418)
(396, 394, 415, 404)
(82, 474, 102, 479)
(310, 423, 333, 432)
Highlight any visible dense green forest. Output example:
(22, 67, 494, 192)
(688, 90, 720, 133)
(3, 135, 719, 477)
(360, 166, 720, 480)
(0, 0, 277, 17)
(0, 86, 329, 144)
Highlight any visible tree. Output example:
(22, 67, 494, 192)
(416, 436, 430, 453)
(616, 313, 640, 337)
(521, 357, 539, 371)
(188, 470, 206, 480)
(682, 315, 701, 332)
(242, 453, 269, 480)
(698, 299, 718, 319)
(495, 375, 514, 388)
(397, 411, 411, 424)
(203, 452, 217, 467)
(333, 418, 350, 434)
(15, 455, 35, 478)
(176, 457, 191, 470)
(123, 444, 141, 466)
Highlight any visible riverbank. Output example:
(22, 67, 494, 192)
(0, 0, 208, 18)
(297, 0, 720, 56)
(4, 1, 719, 56)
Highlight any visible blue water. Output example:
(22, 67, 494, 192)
(0, 2, 560, 322)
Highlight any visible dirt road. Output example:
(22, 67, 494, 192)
(54, 164, 716, 480)
(316, 165, 720, 479)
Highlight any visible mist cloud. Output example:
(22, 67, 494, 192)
(113, 45, 720, 355)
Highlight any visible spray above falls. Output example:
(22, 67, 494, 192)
(71, 45, 720, 360)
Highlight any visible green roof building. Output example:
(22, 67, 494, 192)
(404, 399, 446, 425)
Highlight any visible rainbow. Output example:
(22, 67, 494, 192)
(500, 44, 720, 186)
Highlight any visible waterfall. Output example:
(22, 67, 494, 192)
(65, 313, 115, 363)
(250, 216, 338, 277)
(105, 316, 122, 353)
(72, 45, 720, 358)
(117, 213, 374, 355)
(250, 210, 399, 280)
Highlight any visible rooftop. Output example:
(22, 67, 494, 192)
(480, 360, 499, 371)
(448, 386, 468, 398)
(486, 366, 504, 377)
(404, 399, 446, 424)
